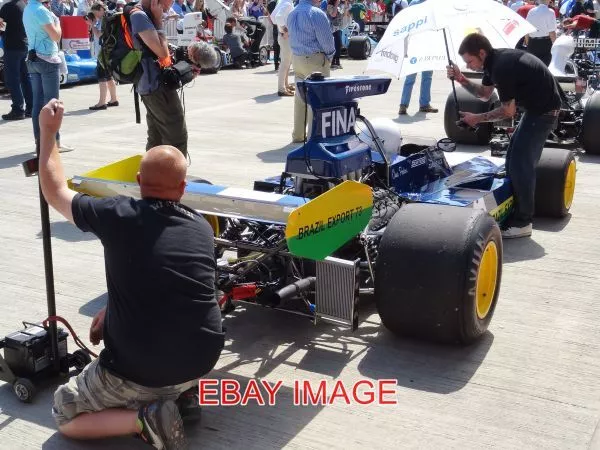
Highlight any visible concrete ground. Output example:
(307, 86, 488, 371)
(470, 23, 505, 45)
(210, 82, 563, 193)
(1, 59, 600, 450)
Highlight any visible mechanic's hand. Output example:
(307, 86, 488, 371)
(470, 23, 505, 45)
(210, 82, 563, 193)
(90, 307, 106, 345)
(39, 99, 64, 135)
(458, 111, 481, 128)
(447, 63, 465, 83)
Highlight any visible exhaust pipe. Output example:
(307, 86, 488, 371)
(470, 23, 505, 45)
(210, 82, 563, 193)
(272, 277, 316, 305)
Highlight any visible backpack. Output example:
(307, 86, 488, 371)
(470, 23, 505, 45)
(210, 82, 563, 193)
(98, 3, 144, 85)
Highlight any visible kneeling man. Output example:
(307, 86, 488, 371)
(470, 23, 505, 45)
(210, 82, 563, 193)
(38, 99, 225, 449)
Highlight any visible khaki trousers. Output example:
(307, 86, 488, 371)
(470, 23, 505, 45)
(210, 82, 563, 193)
(292, 53, 331, 141)
(278, 33, 293, 92)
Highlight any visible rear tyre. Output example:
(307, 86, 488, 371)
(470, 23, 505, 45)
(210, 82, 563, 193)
(348, 36, 370, 60)
(534, 148, 576, 218)
(581, 91, 600, 155)
(375, 204, 502, 344)
(444, 87, 497, 145)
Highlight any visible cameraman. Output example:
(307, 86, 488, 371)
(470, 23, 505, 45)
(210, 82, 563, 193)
(130, 0, 189, 156)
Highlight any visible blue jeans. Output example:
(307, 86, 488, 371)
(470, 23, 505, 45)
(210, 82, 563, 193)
(506, 111, 557, 226)
(27, 59, 60, 143)
(4, 50, 33, 114)
(400, 71, 433, 107)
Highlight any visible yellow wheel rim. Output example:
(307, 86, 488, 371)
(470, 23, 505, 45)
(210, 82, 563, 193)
(476, 241, 499, 320)
(563, 160, 576, 211)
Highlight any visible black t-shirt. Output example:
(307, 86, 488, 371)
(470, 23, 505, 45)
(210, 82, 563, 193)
(0, 0, 28, 51)
(481, 48, 562, 115)
(72, 194, 225, 387)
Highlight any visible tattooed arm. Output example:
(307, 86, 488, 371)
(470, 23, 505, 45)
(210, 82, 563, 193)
(457, 77, 496, 102)
(479, 100, 516, 122)
(459, 100, 516, 128)
(447, 63, 495, 101)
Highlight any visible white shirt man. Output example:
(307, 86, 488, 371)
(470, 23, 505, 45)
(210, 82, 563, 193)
(526, 1, 557, 39)
(524, 0, 557, 66)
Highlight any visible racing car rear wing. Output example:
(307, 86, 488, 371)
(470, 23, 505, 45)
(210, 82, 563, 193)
(68, 155, 374, 261)
(68, 155, 308, 224)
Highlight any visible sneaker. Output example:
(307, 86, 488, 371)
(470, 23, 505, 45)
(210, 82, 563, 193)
(58, 143, 75, 153)
(419, 105, 439, 113)
(175, 388, 202, 423)
(501, 223, 532, 239)
(138, 400, 187, 450)
(398, 105, 408, 115)
(2, 110, 26, 121)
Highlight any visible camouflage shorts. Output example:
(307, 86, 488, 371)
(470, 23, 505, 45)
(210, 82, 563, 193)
(52, 358, 197, 426)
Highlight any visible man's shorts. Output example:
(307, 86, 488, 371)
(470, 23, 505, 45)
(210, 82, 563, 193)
(52, 359, 196, 426)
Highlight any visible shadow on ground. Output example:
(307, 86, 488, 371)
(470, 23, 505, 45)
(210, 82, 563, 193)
(64, 109, 99, 117)
(0, 152, 33, 170)
(78, 292, 108, 317)
(577, 153, 600, 164)
(0, 292, 491, 448)
(534, 214, 572, 233)
(253, 93, 286, 104)
(37, 221, 97, 243)
(256, 142, 299, 163)
(502, 238, 546, 263)
(220, 300, 492, 395)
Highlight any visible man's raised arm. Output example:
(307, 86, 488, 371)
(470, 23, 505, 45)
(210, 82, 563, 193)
(38, 99, 76, 224)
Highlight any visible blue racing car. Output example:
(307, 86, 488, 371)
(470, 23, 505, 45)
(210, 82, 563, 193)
(70, 74, 576, 345)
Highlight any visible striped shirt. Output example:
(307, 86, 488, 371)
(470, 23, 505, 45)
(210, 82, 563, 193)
(287, 0, 335, 59)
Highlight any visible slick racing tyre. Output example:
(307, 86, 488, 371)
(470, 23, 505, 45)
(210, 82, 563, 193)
(581, 91, 600, 155)
(375, 204, 502, 344)
(444, 87, 497, 145)
(348, 35, 371, 60)
(534, 148, 576, 218)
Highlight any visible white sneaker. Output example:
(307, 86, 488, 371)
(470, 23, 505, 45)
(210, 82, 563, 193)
(501, 223, 532, 239)
(57, 143, 75, 153)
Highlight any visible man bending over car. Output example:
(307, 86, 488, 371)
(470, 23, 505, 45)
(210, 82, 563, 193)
(447, 33, 562, 239)
(38, 98, 225, 449)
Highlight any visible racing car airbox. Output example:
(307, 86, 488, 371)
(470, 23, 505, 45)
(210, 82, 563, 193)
(286, 75, 392, 180)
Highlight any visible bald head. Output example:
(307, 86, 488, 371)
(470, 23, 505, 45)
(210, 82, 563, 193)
(137, 146, 187, 201)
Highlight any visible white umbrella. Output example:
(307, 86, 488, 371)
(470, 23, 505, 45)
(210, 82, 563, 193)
(366, 0, 537, 78)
